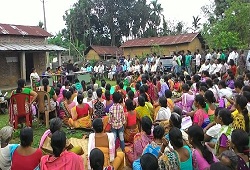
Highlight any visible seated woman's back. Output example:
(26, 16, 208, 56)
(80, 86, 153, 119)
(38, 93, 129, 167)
(40, 131, 84, 170)
(11, 127, 42, 170)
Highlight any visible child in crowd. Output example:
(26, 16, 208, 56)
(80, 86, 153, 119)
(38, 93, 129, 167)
(108, 92, 126, 151)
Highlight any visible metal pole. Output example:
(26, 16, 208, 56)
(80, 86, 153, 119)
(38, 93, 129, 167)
(41, 0, 49, 67)
(42, 0, 47, 31)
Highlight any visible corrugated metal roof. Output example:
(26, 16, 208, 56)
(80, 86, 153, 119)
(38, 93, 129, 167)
(120, 33, 200, 48)
(85, 45, 123, 56)
(0, 23, 52, 37)
(0, 43, 67, 51)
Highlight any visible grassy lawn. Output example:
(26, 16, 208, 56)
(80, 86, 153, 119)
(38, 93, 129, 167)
(0, 79, 116, 147)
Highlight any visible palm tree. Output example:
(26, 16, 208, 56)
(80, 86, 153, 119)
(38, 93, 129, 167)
(149, 0, 164, 36)
(192, 15, 202, 32)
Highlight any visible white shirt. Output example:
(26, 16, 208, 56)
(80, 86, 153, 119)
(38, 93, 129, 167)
(206, 124, 221, 138)
(205, 53, 212, 61)
(199, 64, 210, 73)
(209, 63, 217, 74)
(155, 57, 160, 66)
(143, 64, 149, 73)
(172, 55, 178, 66)
(228, 51, 237, 63)
(156, 107, 171, 121)
(83, 98, 93, 108)
(98, 65, 105, 73)
(94, 66, 99, 73)
(134, 65, 140, 72)
(195, 54, 201, 66)
(30, 72, 40, 87)
(151, 64, 157, 72)
(218, 87, 233, 98)
(213, 63, 222, 74)
(30, 72, 40, 81)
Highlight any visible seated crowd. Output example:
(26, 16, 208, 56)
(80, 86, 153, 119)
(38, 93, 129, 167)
(1, 61, 250, 170)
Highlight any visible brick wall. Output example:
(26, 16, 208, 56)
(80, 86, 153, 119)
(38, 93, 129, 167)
(0, 52, 20, 88)
(0, 35, 46, 45)
(33, 52, 46, 75)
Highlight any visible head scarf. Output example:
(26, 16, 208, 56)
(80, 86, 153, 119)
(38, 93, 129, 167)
(0, 126, 13, 143)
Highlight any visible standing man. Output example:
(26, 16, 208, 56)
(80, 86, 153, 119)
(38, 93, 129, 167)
(237, 50, 246, 74)
(66, 59, 74, 73)
(205, 50, 212, 61)
(185, 50, 192, 75)
(195, 49, 201, 73)
(93, 63, 99, 78)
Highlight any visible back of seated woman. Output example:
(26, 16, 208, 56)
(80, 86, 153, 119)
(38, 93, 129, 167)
(39, 117, 83, 155)
(68, 94, 92, 129)
(38, 78, 57, 111)
(88, 118, 124, 169)
(90, 148, 114, 170)
(11, 79, 38, 118)
(40, 130, 84, 170)
(11, 127, 42, 170)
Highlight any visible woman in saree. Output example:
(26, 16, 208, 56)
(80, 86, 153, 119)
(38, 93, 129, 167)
(39, 117, 83, 155)
(88, 118, 124, 170)
(124, 99, 139, 143)
(132, 125, 165, 170)
(174, 84, 194, 114)
(230, 129, 249, 170)
(38, 78, 57, 111)
(10, 79, 38, 123)
(40, 131, 84, 170)
(188, 125, 217, 170)
(0, 126, 18, 170)
(105, 90, 113, 113)
(68, 94, 92, 129)
(59, 91, 76, 124)
(135, 96, 153, 122)
(124, 116, 153, 167)
(159, 127, 193, 170)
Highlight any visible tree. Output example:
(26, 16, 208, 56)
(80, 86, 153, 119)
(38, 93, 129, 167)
(202, 0, 250, 49)
(191, 16, 201, 32)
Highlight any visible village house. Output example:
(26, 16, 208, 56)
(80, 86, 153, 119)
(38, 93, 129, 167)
(120, 33, 205, 57)
(84, 45, 123, 61)
(0, 23, 66, 88)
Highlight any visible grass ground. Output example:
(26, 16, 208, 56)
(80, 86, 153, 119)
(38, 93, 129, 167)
(0, 80, 116, 147)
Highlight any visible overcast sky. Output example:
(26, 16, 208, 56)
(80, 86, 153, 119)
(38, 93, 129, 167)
(0, 0, 210, 35)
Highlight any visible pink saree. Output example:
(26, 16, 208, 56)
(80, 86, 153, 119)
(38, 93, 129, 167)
(175, 92, 194, 113)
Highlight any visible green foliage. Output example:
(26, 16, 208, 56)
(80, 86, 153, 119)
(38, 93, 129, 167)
(202, 0, 250, 49)
(151, 44, 163, 55)
(62, 0, 167, 46)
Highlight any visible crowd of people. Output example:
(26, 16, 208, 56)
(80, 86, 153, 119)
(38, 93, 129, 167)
(0, 47, 250, 170)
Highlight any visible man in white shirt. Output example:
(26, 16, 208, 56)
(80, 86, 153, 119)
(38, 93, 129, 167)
(30, 68, 40, 89)
(150, 61, 157, 73)
(98, 62, 105, 80)
(142, 61, 149, 73)
(205, 50, 212, 61)
(209, 60, 217, 75)
(227, 48, 238, 64)
(93, 63, 99, 78)
(155, 55, 160, 66)
(195, 49, 201, 73)
(199, 60, 210, 73)
(212, 59, 222, 74)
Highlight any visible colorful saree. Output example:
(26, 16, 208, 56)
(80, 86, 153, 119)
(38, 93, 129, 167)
(175, 92, 194, 113)
(68, 106, 92, 129)
(124, 132, 153, 166)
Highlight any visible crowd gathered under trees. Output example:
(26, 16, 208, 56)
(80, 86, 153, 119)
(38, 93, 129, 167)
(0, 0, 250, 170)
(0, 43, 249, 170)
